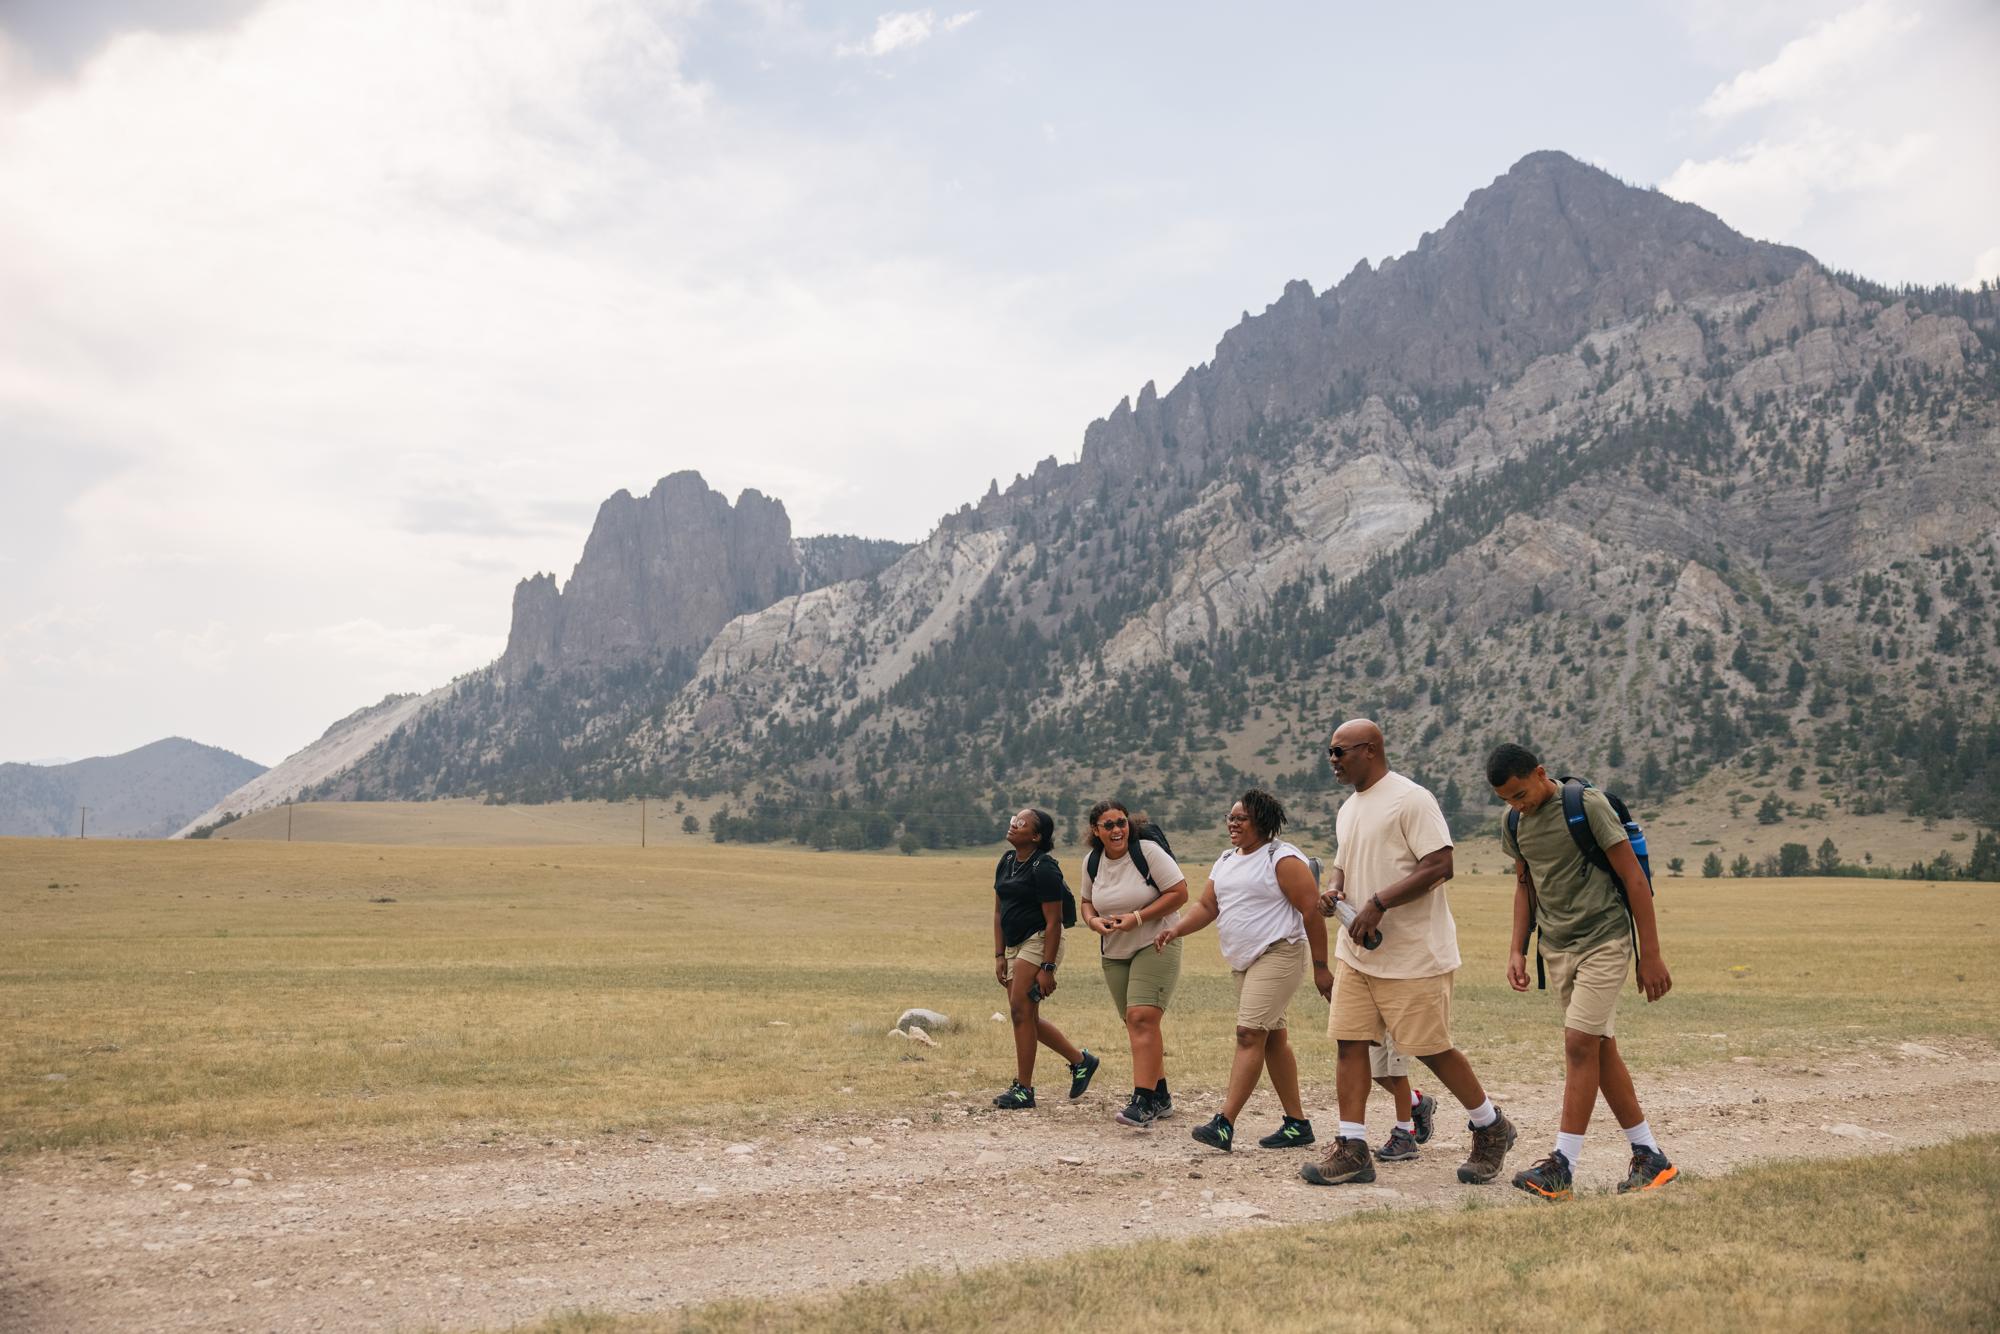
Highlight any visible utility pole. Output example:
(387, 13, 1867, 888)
(78, 806, 88, 839)
(287, 802, 294, 843)
(641, 796, 647, 848)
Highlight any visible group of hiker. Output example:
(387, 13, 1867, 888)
(989, 718, 1680, 1201)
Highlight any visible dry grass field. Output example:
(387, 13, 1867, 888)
(4, 836, 1996, 1157)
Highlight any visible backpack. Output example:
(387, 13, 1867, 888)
(994, 850, 1077, 928)
(1084, 820, 1175, 891)
(1505, 776, 1653, 989)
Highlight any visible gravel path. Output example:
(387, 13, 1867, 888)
(3, 1038, 1995, 1332)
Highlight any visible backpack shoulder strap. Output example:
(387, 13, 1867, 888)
(1085, 846, 1102, 884)
(1559, 778, 1615, 879)
(1128, 839, 1157, 891)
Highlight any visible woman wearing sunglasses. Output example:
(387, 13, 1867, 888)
(1079, 800, 1189, 1127)
(1153, 788, 1333, 1152)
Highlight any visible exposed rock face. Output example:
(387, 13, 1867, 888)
(795, 535, 911, 591)
(499, 472, 803, 679)
(1, 739, 266, 839)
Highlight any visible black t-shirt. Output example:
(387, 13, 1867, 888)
(995, 851, 1071, 948)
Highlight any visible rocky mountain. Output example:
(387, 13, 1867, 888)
(0, 738, 266, 838)
(268, 151, 1996, 847)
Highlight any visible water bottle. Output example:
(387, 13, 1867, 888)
(1308, 856, 1381, 950)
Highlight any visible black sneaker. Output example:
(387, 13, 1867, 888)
(1512, 1149, 1574, 1201)
(1151, 1081, 1174, 1119)
(1411, 1091, 1436, 1145)
(1617, 1145, 1678, 1193)
(992, 1081, 1035, 1110)
(1114, 1092, 1157, 1127)
(1377, 1127, 1419, 1162)
(1068, 1050, 1100, 1101)
(1257, 1117, 1316, 1149)
(1191, 1114, 1234, 1152)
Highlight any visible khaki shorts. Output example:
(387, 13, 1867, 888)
(1330, 959, 1454, 1057)
(1370, 1032, 1409, 1079)
(1542, 937, 1632, 1038)
(1231, 937, 1306, 1031)
(1004, 929, 1068, 981)
(1103, 936, 1183, 1014)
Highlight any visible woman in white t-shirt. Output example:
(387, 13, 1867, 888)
(1079, 800, 1189, 1128)
(1154, 789, 1333, 1153)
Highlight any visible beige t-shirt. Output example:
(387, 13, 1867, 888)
(1332, 771, 1459, 979)
(1082, 840, 1184, 960)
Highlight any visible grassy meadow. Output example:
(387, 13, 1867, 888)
(3, 835, 1998, 1156)
(523, 1134, 2000, 1333)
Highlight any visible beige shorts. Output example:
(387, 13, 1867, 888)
(1231, 937, 1306, 1031)
(1542, 937, 1632, 1038)
(1330, 959, 1454, 1057)
(1370, 1032, 1409, 1079)
(1004, 929, 1067, 981)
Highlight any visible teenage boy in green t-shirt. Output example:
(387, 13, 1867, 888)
(1486, 743, 1677, 1199)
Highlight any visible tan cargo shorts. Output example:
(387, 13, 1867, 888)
(1231, 937, 1306, 1031)
(1330, 958, 1454, 1058)
(1541, 937, 1633, 1038)
(1004, 929, 1068, 981)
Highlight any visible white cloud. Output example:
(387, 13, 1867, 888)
(154, 621, 237, 671)
(837, 9, 978, 59)
(1664, 122, 1933, 240)
(1700, 1, 1919, 120)
(1972, 246, 2000, 287)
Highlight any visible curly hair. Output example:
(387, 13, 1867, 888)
(1236, 788, 1287, 841)
(1084, 799, 1152, 854)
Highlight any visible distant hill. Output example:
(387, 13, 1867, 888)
(0, 738, 267, 838)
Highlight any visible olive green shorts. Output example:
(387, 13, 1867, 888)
(1101, 936, 1183, 1014)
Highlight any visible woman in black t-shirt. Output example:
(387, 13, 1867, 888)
(991, 807, 1099, 1109)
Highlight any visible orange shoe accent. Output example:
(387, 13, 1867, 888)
(1635, 1163, 1678, 1190)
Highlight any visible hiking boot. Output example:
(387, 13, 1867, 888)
(1411, 1091, 1436, 1145)
(1114, 1092, 1157, 1127)
(1456, 1110, 1517, 1184)
(1376, 1126, 1419, 1162)
(1512, 1150, 1574, 1201)
(991, 1081, 1035, 1110)
(1300, 1137, 1376, 1186)
(1151, 1082, 1174, 1119)
(1617, 1145, 1678, 1193)
(1190, 1114, 1234, 1152)
(1257, 1117, 1316, 1149)
(1068, 1050, 1100, 1101)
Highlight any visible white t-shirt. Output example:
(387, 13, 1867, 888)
(1082, 840, 1185, 960)
(1210, 839, 1310, 972)
(1332, 771, 1458, 979)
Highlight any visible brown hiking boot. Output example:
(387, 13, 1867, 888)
(1456, 1110, 1517, 1184)
(1300, 1137, 1376, 1186)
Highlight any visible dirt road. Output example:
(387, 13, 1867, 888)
(3, 1037, 1995, 1332)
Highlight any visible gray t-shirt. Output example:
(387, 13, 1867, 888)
(1500, 786, 1631, 955)
(1082, 840, 1184, 960)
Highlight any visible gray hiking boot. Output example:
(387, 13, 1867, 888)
(1376, 1126, 1419, 1162)
(1456, 1110, 1517, 1184)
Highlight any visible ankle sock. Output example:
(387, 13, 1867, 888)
(1155, 1077, 1170, 1099)
(1133, 1086, 1151, 1103)
(1555, 1131, 1585, 1168)
(1396, 1120, 1415, 1134)
(1411, 1087, 1424, 1111)
(1467, 1098, 1498, 1128)
(1338, 1120, 1367, 1142)
(1623, 1119, 1659, 1152)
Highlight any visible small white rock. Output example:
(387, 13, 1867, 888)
(991, 1013, 1007, 1023)
(907, 1027, 938, 1047)
(230, 1178, 251, 1189)
(974, 1149, 1006, 1166)
(172, 1182, 194, 1192)
(850, 1137, 877, 1148)
(724, 1143, 756, 1156)
(1207, 1201, 1268, 1219)
(1058, 1155, 1085, 1166)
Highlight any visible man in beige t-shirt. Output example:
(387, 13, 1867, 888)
(1301, 719, 1517, 1191)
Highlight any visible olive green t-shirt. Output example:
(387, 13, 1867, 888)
(1499, 786, 1630, 955)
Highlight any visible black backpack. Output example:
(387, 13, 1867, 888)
(993, 850, 1077, 928)
(1506, 777, 1654, 989)
(1084, 821, 1175, 890)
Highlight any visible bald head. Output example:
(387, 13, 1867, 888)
(1327, 717, 1388, 790)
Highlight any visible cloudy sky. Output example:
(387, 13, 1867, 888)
(1, 0, 1995, 768)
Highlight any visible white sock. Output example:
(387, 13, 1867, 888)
(1623, 1120, 1659, 1152)
(1467, 1098, 1498, 1128)
(1555, 1131, 1585, 1167)
(1338, 1120, 1367, 1142)
(1396, 1120, 1414, 1134)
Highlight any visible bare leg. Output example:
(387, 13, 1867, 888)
(1559, 1027, 1603, 1135)
(1415, 1048, 1489, 1110)
(1265, 1028, 1306, 1121)
(1126, 1006, 1165, 1088)
(1222, 1028, 1271, 1122)
(1336, 1040, 1373, 1124)
(1596, 1036, 1646, 1130)
(1375, 1074, 1413, 1123)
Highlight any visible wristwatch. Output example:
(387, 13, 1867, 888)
(1039, 961, 1057, 972)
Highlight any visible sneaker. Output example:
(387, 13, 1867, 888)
(1300, 1137, 1376, 1186)
(1376, 1127, 1419, 1162)
(1068, 1050, 1100, 1101)
(991, 1081, 1035, 1110)
(1191, 1114, 1234, 1152)
(1257, 1117, 1316, 1149)
(1617, 1145, 1678, 1193)
(1512, 1150, 1574, 1201)
(1114, 1092, 1157, 1127)
(1456, 1110, 1517, 1184)
(1151, 1082, 1174, 1119)
(1411, 1092, 1436, 1145)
